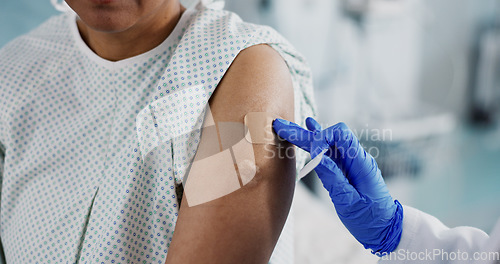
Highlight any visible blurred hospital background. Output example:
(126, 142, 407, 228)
(1, 0, 499, 262)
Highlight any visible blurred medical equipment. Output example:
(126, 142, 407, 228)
(337, 0, 457, 179)
(470, 21, 500, 125)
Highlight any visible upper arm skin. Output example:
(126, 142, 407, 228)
(165, 44, 296, 264)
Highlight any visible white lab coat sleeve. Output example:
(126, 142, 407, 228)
(378, 205, 494, 264)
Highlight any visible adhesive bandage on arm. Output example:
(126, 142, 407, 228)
(245, 112, 325, 179)
(183, 111, 282, 207)
(244, 112, 281, 146)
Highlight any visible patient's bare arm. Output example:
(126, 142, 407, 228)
(165, 44, 296, 264)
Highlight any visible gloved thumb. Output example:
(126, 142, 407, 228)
(305, 117, 322, 132)
(304, 118, 331, 158)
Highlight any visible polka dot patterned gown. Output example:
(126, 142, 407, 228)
(0, 2, 316, 264)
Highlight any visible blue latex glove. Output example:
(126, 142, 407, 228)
(273, 117, 403, 255)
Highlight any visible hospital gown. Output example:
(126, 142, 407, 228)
(0, 2, 316, 264)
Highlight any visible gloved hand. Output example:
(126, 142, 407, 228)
(273, 117, 403, 255)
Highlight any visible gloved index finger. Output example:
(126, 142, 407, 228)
(272, 118, 314, 152)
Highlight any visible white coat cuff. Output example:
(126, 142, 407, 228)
(395, 205, 422, 253)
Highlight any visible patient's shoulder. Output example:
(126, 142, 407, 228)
(211, 44, 294, 121)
